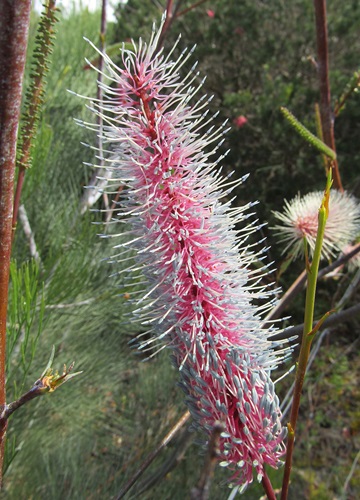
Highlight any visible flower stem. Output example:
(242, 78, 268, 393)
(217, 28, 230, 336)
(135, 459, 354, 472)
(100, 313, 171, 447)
(0, 0, 32, 482)
(281, 172, 331, 500)
(176, 0, 210, 18)
(261, 471, 277, 500)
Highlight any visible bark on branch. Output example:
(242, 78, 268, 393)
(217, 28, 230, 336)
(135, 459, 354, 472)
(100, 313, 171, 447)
(0, 0, 32, 481)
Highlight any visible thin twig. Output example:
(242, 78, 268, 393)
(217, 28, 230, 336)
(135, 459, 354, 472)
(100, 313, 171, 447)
(18, 204, 41, 264)
(336, 268, 360, 308)
(0, 380, 49, 426)
(104, 185, 123, 225)
(273, 302, 360, 342)
(265, 269, 306, 322)
(190, 422, 223, 500)
(134, 427, 193, 496)
(116, 410, 190, 499)
(176, 0, 209, 18)
(156, 0, 204, 51)
(342, 449, 360, 498)
(0, 353, 81, 440)
(265, 242, 360, 322)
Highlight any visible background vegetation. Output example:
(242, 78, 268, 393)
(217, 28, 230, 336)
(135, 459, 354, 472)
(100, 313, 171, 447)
(3, 1, 360, 498)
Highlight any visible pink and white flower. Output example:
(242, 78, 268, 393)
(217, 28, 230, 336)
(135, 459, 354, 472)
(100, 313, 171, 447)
(78, 18, 290, 491)
(273, 190, 360, 261)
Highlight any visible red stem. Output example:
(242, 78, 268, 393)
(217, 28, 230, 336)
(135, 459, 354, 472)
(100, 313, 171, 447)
(313, 0, 343, 191)
(0, 0, 32, 481)
(156, 1, 210, 57)
(176, 0, 209, 18)
(262, 471, 277, 500)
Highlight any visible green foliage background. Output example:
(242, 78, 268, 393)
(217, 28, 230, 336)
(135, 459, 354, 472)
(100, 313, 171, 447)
(3, 1, 360, 498)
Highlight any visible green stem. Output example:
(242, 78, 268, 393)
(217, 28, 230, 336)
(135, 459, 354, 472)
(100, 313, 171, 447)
(281, 173, 331, 500)
(280, 107, 336, 161)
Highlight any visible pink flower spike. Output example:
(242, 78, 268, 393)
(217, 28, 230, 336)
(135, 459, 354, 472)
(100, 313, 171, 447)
(233, 115, 248, 128)
(206, 9, 215, 18)
(79, 16, 291, 492)
(272, 190, 360, 261)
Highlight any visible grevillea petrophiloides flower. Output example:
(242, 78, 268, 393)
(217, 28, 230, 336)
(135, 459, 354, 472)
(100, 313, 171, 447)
(272, 190, 360, 262)
(76, 18, 291, 492)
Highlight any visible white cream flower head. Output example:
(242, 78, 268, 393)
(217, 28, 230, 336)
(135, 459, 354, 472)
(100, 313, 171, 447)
(272, 190, 360, 261)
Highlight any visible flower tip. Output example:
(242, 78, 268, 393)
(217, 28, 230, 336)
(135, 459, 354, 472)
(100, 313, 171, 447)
(233, 115, 248, 128)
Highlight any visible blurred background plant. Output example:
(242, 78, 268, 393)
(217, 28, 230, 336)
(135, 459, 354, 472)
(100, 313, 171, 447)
(1, 0, 359, 498)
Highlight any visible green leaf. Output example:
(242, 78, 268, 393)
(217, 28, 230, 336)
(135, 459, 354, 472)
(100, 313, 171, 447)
(280, 106, 336, 160)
